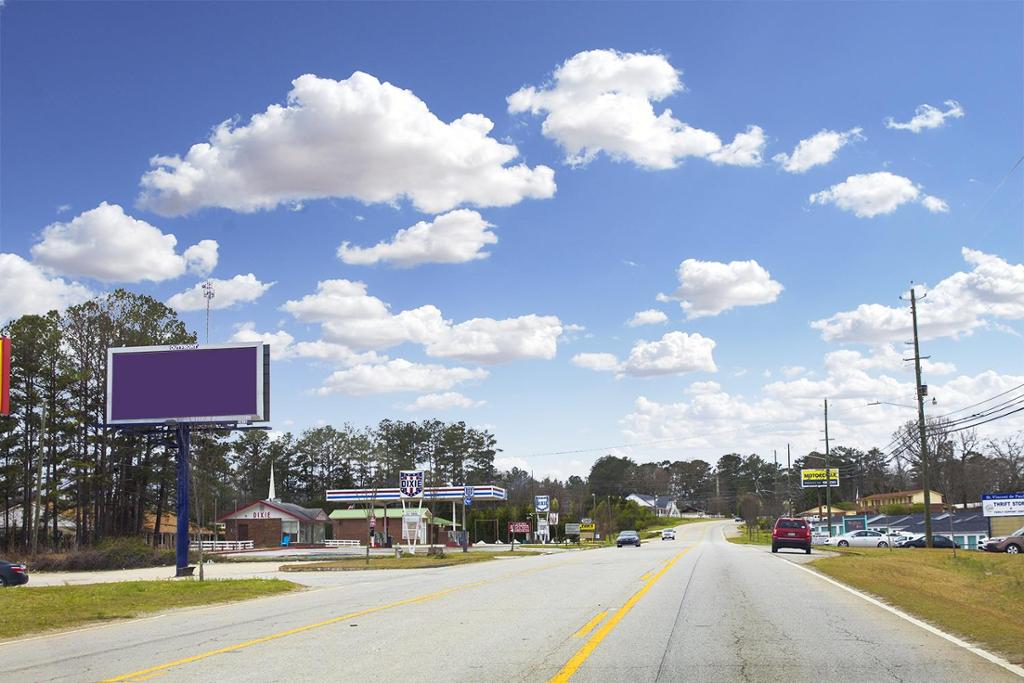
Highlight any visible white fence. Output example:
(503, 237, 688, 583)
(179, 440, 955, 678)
(190, 540, 254, 551)
(324, 539, 362, 548)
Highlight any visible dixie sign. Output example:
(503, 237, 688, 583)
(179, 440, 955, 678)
(508, 522, 531, 534)
(982, 492, 1024, 517)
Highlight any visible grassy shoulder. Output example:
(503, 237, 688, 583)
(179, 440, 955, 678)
(280, 550, 539, 571)
(726, 527, 772, 545)
(0, 578, 299, 640)
(810, 548, 1024, 665)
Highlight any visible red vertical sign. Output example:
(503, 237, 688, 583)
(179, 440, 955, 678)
(0, 336, 9, 416)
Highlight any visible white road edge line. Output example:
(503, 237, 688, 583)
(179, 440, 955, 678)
(0, 614, 168, 647)
(0, 583, 341, 647)
(779, 556, 1024, 679)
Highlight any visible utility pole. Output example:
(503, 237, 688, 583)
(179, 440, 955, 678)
(906, 286, 934, 547)
(202, 281, 215, 344)
(772, 449, 778, 517)
(824, 399, 833, 537)
(786, 444, 792, 517)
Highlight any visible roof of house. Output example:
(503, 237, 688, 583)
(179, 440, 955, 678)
(867, 512, 989, 534)
(628, 494, 677, 510)
(219, 499, 326, 523)
(629, 494, 656, 505)
(142, 511, 210, 534)
(861, 489, 942, 500)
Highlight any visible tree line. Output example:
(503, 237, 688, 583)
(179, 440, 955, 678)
(2, 289, 1021, 552)
(0, 290, 500, 552)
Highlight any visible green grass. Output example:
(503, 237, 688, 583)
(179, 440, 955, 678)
(0, 579, 299, 640)
(725, 526, 773, 545)
(280, 550, 539, 571)
(811, 548, 1024, 664)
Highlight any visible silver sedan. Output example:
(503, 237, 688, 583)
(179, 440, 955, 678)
(822, 530, 892, 548)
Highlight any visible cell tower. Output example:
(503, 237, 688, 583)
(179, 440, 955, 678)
(201, 281, 215, 343)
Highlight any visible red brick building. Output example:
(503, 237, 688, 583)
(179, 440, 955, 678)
(219, 500, 327, 547)
(330, 508, 455, 546)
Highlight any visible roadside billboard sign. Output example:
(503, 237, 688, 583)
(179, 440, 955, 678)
(508, 521, 530, 534)
(535, 495, 550, 512)
(982, 492, 1024, 517)
(106, 342, 269, 425)
(548, 512, 559, 525)
(801, 468, 839, 488)
(581, 517, 593, 524)
(463, 485, 474, 507)
(564, 523, 581, 535)
(580, 522, 596, 532)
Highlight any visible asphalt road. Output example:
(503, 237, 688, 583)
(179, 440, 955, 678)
(2, 520, 1019, 682)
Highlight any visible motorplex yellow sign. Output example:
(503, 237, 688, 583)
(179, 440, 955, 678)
(801, 468, 839, 488)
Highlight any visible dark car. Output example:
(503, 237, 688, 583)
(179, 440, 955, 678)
(616, 530, 641, 547)
(771, 517, 811, 554)
(981, 526, 1024, 554)
(900, 535, 959, 549)
(0, 560, 29, 587)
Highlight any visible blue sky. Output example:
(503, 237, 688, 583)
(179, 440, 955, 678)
(2, 1, 1022, 479)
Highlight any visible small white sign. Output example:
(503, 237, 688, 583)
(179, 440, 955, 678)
(982, 492, 1024, 517)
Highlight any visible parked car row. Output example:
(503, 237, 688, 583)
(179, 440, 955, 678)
(764, 516, 1024, 555)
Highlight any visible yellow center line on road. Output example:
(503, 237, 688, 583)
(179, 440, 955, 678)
(102, 556, 581, 683)
(549, 536, 703, 683)
(572, 610, 610, 639)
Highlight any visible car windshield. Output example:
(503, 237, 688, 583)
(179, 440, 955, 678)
(1012, 527, 1024, 537)
(619, 531, 638, 538)
(777, 520, 804, 529)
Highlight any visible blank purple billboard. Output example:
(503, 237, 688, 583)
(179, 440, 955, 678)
(107, 343, 269, 424)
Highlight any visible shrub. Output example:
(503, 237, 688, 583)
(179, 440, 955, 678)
(24, 538, 191, 572)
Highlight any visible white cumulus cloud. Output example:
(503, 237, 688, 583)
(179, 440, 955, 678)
(0, 253, 92, 323)
(664, 258, 783, 318)
(404, 392, 485, 411)
(574, 332, 717, 378)
(30, 202, 216, 283)
(921, 195, 949, 213)
(167, 274, 273, 311)
(317, 359, 487, 396)
(809, 172, 947, 218)
(281, 278, 563, 363)
(139, 72, 555, 216)
(885, 100, 964, 133)
(812, 248, 1024, 343)
(772, 127, 863, 173)
(425, 315, 563, 364)
(627, 309, 669, 327)
(622, 360, 1022, 458)
(508, 49, 763, 170)
(184, 239, 219, 276)
(338, 210, 497, 267)
(572, 352, 622, 372)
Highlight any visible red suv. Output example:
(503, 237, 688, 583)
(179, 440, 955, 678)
(771, 517, 811, 554)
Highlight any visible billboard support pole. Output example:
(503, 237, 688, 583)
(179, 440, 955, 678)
(175, 424, 192, 577)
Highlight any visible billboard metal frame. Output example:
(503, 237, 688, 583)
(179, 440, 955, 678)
(106, 342, 269, 426)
